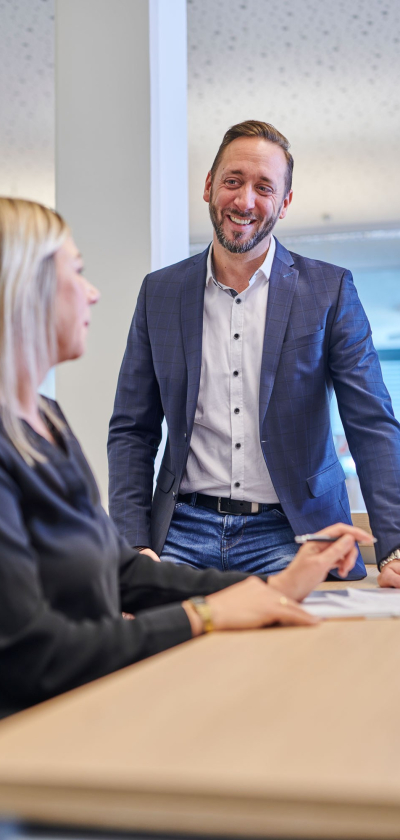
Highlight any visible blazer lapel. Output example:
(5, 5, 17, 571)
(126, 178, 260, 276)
(259, 240, 299, 427)
(181, 248, 208, 431)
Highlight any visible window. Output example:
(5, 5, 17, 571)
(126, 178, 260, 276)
(280, 228, 400, 511)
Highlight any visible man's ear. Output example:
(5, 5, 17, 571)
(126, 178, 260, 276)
(279, 190, 293, 220)
(203, 171, 212, 204)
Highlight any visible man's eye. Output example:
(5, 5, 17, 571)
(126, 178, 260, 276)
(259, 185, 273, 194)
(226, 179, 238, 186)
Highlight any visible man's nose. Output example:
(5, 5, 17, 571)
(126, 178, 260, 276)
(233, 184, 256, 212)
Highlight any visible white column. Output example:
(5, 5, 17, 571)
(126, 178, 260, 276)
(55, 0, 188, 502)
(149, 0, 189, 271)
(149, 0, 189, 474)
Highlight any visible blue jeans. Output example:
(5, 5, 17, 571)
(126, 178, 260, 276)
(160, 498, 298, 575)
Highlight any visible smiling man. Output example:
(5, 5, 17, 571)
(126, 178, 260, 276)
(108, 120, 400, 582)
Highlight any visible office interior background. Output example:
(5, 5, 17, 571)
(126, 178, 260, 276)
(0, 0, 399, 511)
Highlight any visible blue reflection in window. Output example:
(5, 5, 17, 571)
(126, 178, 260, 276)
(278, 228, 400, 511)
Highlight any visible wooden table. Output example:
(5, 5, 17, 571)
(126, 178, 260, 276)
(1, 567, 400, 840)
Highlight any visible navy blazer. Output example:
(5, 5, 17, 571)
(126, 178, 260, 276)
(108, 240, 400, 579)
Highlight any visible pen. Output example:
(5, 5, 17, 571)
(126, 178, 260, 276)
(294, 534, 377, 544)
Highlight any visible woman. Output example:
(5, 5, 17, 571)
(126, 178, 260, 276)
(0, 198, 373, 719)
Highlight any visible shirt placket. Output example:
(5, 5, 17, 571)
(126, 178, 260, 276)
(230, 293, 245, 498)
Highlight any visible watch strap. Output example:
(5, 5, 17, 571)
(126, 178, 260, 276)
(189, 596, 214, 633)
(379, 548, 400, 571)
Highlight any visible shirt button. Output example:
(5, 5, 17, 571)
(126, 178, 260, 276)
(234, 407, 240, 414)
(235, 442, 241, 449)
(234, 482, 240, 488)
(233, 370, 239, 377)
(236, 298, 242, 304)
(233, 333, 240, 340)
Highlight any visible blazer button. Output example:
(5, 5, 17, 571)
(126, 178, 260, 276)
(172, 491, 177, 498)
(184, 432, 187, 439)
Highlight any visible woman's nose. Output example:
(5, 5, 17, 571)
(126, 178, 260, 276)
(87, 281, 101, 304)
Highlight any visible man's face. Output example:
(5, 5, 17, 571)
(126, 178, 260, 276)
(203, 137, 293, 254)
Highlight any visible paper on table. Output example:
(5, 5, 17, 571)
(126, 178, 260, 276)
(302, 588, 400, 620)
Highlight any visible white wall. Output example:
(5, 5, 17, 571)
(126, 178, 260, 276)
(55, 0, 188, 502)
(55, 0, 152, 500)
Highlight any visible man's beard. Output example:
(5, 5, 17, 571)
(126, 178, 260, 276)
(209, 199, 281, 254)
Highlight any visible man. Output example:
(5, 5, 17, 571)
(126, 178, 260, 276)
(108, 120, 400, 584)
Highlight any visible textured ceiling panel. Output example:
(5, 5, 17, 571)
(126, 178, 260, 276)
(0, 0, 55, 206)
(187, 0, 400, 242)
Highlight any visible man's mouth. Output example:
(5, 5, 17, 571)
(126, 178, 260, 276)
(227, 214, 255, 227)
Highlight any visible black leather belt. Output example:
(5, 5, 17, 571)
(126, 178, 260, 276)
(178, 493, 283, 516)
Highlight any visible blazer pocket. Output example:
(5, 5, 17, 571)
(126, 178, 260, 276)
(307, 460, 346, 498)
(281, 326, 324, 352)
(156, 464, 175, 494)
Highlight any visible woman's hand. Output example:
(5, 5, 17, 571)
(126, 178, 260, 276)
(268, 522, 375, 603)
(183, 576, 318, 636)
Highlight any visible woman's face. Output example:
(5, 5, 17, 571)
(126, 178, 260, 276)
(54, 236, 100, 364)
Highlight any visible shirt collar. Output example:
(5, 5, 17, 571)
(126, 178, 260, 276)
(206, 236, 276, 290)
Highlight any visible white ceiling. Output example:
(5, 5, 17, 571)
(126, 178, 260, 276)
(0, 0, 54, 206)
(187, 0, 400, 243)
(1, 0, 399, 245)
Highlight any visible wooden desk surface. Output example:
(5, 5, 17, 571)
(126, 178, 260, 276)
(1, 567, 399, 840)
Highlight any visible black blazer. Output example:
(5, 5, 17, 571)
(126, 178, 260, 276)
(0, 401, 247, 718)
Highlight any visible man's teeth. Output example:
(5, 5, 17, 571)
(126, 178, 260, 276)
(229, 215, 253, 225)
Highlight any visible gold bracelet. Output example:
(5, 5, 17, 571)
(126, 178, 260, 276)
(188, 596, 214, 633)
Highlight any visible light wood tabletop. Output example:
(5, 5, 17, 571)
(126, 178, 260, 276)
(1, 566, 399, 840)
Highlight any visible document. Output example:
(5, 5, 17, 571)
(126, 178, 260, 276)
(302, 588, 400, 620)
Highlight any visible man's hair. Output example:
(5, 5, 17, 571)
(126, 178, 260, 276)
(210, 120, 294, 195)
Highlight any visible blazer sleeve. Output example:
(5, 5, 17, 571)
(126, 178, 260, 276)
(108, 276, 164, 548)
(0, 465, 250, 715)
(118, 538, 250, 613)
(328, 269, 400, 563)
(0, 464, 192, 714)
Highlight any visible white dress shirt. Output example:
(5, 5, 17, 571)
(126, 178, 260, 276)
(180, 237, 279, 503)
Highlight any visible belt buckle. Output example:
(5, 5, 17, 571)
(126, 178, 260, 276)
(217, 497, 231, 514)
(216, 498, 260, 515)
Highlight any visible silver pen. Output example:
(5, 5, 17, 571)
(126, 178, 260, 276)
(295, 533, 377, 544)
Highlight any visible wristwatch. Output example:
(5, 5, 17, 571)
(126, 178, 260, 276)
(379, 548, 400, 571)
(188, 596, 214, 633)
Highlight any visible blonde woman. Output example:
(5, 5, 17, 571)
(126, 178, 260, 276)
(0, 198, 373, 718)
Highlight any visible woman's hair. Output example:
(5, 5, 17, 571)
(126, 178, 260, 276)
(0, 197, 69, 464)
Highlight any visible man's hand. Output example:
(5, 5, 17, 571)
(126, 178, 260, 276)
(139, 548, 161, 562)
(378, 560, 400, 588)
(269, 522, 375, 602)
